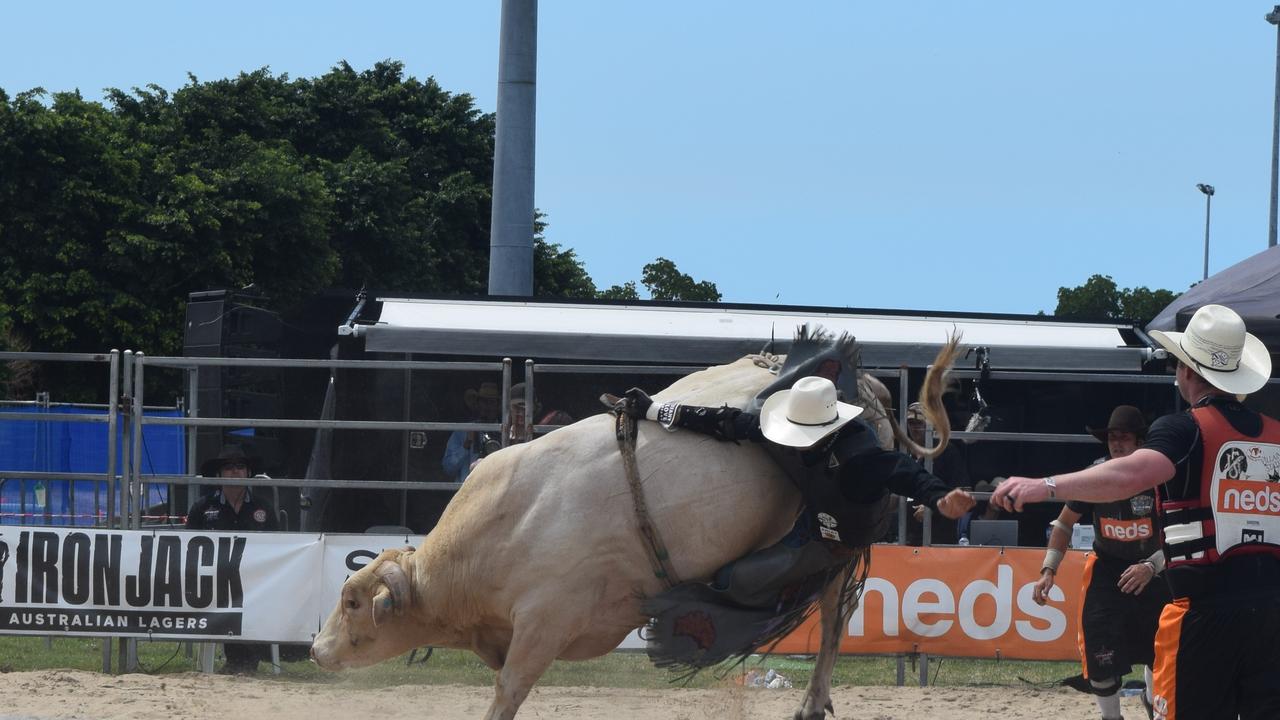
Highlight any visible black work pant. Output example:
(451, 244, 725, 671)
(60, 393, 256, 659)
(223, 642, 270, 671)
(1152, 596, 1280, 719)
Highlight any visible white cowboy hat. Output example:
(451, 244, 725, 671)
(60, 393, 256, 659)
(759, 376, 863, 448)
(1148, 304, 1272, 396)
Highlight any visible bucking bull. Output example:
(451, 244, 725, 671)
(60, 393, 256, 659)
(312, 330, 963, 720)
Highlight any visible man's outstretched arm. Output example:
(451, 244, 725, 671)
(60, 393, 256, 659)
(991, 449, 1175, 512)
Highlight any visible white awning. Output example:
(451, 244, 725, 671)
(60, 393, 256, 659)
(356, 298, 1150, 371)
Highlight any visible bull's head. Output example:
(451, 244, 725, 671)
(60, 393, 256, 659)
(311, 547, 421, 670)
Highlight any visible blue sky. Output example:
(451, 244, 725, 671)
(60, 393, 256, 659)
(3, 2, 1276, 316)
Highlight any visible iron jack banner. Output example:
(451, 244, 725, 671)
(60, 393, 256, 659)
(0, 528, 419, 643)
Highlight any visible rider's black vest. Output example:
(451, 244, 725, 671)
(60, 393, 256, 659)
(762, 426, 890, 549)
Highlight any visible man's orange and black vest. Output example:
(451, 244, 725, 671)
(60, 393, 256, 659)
(1159, 404, 1280, 575)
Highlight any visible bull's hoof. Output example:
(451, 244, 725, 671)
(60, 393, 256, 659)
(792, 697, 834, 720)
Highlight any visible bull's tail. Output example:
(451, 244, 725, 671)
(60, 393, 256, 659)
(889, 332, 963, 461)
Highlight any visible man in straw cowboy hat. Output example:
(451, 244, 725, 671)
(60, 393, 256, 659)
(625, 376, 975, 553)
(1032, 405, 1169, 720)
(993, 304, 1279, 719)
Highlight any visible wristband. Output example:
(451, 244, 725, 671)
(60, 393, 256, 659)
(652, 402, 682, 431)
(1042, 548, 1064, 574)
(1044, 476, 1057, 499)
(1144, 549, 1166, 575)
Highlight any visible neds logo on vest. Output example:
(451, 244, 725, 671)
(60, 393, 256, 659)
(0, 530, 247, 636)
(1099, 518, 1153, 541)
(1217, 480, 1280, 516)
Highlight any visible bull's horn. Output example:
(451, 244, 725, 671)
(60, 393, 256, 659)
(374, 559, 411, 616)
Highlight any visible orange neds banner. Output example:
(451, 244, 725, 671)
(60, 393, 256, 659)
(771, 545, 1088, 660)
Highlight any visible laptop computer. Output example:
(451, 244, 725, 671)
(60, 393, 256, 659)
(1071, 524, 1095, 549)
(969, 519, 1019, 547)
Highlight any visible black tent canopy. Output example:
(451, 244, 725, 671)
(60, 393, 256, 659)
(1147, 244, 1280, 352)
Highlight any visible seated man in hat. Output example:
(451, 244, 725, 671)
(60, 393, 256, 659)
(187, 445, 278, 532)
(186, 444, 278, 673)
(1030, 405, 1168, 720)
(442, 381, 503, 483)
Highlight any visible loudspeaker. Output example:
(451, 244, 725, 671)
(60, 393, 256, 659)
(183, 290, 285, 479)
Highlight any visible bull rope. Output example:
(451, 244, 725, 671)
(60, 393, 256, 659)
(612, 405, 681, 589)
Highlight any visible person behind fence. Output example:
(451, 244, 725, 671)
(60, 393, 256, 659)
(957, 476, 1010, 543)
(1032, 404, 1169, 720)
(506, 382, 574, 444)
(442, 381, 502, 482)
(992, 304, 1279, 720)
(904, 401, 970, 545)
(186, 444, 277, 673)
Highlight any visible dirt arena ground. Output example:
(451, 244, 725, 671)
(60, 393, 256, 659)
(0, 670, 1155, 720)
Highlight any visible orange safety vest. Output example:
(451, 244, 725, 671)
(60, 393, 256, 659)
(1160, 405, 1280, 569)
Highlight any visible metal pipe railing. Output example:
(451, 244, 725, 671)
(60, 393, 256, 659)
(947, 368, 1174, 383)
(142, 416, 503, 431)
(131, 353, 145, 530)
(147, 475, 462, 491)
(0, 411, 110, 423)
(0, 351, 115, 362)
(531, 363, 708, 375)
(118, 351, 133, 531)
(0, 346, 1232, 678)
(143, 356, 504, 371)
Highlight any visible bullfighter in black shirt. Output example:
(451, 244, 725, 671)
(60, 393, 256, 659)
(1033, 405, 1169, 720)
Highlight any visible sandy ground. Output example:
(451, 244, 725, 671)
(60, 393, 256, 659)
(0, 670, 1156, 720)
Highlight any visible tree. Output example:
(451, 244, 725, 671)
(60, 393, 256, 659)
(640, 258, 721, 301)
(597, 257, 721, 302)
(1053, 275, 1122, 321)
(1119, 285, 1179, 324)
(0, 61, 724, 380)
(531, 212, 597, 299)
(0, 62, 501, 360)
(1052, 274, 1177, 324)
(597, 281, 640, 301)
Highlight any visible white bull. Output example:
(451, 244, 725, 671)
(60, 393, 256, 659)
(312, 339, 959, 720)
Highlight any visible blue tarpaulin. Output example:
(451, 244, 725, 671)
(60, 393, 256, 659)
(0, 406, 186, 526)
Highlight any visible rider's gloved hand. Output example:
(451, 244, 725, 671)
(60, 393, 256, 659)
(623, 387, 683, 429)
(623, 387, 654, 418)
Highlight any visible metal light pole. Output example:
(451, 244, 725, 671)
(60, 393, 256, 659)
(488, 0, 538, 296)
(1198, 183, 1215, 280)
(1267, 6, 1280, 247)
